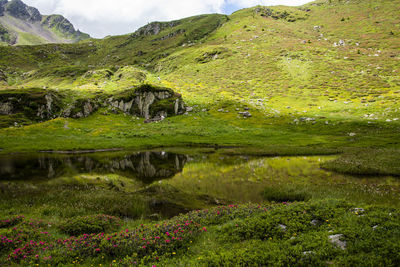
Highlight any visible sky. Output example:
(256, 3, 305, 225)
(22, 0, 313, 38)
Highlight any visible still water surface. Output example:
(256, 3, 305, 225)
(0, 150, 399, 207)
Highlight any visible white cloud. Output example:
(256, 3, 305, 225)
(22, 0, 313, 38)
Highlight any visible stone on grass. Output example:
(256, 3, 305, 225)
(329, 234, 347, 250)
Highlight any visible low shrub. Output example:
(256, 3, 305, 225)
(262, 187, 311, 202)
(58, 214, 122, 236)
(0, 215, 24, 228)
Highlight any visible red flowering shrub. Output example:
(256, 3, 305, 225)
(0, 216, 24, 228)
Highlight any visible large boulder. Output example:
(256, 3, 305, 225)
(110, 84, 186, 120)
(0, 84, 186, 127)
(0, 89, 62, 119)
(62, 98, 99, 118)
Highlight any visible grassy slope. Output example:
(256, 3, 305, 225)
(0, 0, 399, 174)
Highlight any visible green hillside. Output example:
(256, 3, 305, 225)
(1, 1, 400, 266)
(0, 0, 399, 173)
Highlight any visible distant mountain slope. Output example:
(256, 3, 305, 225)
(0, 0, 398, 103)
(0, 0, 89, 45)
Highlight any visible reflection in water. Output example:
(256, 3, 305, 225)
(0, 151, 188, 183)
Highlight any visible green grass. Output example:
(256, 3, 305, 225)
(0, 1, 399, 264)
(0, 200, 399, 266)
(321, 148, 400, 176)
(15, 32, 48, 46)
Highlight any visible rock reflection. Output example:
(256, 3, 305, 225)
(0, 151, 188, 183)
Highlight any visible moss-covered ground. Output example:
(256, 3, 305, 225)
(0, 0, 400, 265)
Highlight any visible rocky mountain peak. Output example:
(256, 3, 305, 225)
(4, 0, 42, 21)
(134, 21, 181, 37)
(0, 0, 7, 16)
(0, 0, 90, 45)
(42, 15, 76, 35)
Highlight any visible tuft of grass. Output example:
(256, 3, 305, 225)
(322, 148, 400, 176)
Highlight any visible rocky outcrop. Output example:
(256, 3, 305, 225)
(5, 0, 41, 22)
(0, 0, 90, 45)
(62, 99, 99, 119)
(0, 90, 62, 120)
(41, 15, 90, 41)
(110, 84, 186, 120)
(152, 29, 186, 42)
(134, 21, 181, 37)
(0, 102, 13, 115)
(0, 84, 186, 127)
(0, 0, 6, 16)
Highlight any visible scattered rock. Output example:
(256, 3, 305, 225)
(0, 102, 13, 115)
(238, 111, 252, 118)
(310, 219, 320, 226)
(278, 224, 287, 231)
(329, 234, 347, 250)
(313, 25, 321, 31)
(351, 208, 365, 214)
(348, 133, 356, 137)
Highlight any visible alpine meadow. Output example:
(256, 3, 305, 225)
(0, 0, 400, 266)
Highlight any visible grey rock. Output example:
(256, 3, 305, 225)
(186, 106, 194, 112)
(239, 111, 252, 118)
(310, 219, 320, 226)
(278, 224, 287, 231)
(329, 234, 347, 250)
(0, 102, 13, 115)
(136, 91, 156, 119)
(351, 207, 365, 214)
(134, 21, 180, 36)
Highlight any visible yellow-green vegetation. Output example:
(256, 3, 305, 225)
(0, 0, 400, 265)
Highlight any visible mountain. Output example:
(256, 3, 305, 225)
(0, 0, 399, 178)
(0, 0, 89, 45)
(0, 0, 399, 128)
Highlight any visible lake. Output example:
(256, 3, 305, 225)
(1, 150, 399, 213)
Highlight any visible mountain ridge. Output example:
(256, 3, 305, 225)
(0, 0, 89, 45)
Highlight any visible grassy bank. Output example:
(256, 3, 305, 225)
(0, 200, 399, 266)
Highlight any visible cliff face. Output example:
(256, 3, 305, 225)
(0, 84, 186, 127)
(0, 0, 6, 16)
(41, 15, 90, 41)
(5, 0, 41, 22)
(0, 0, 90, 45)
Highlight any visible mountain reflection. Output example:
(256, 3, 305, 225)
(0, 151, 188, 183)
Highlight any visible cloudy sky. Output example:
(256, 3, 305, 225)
(23, 0, 313, 38)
